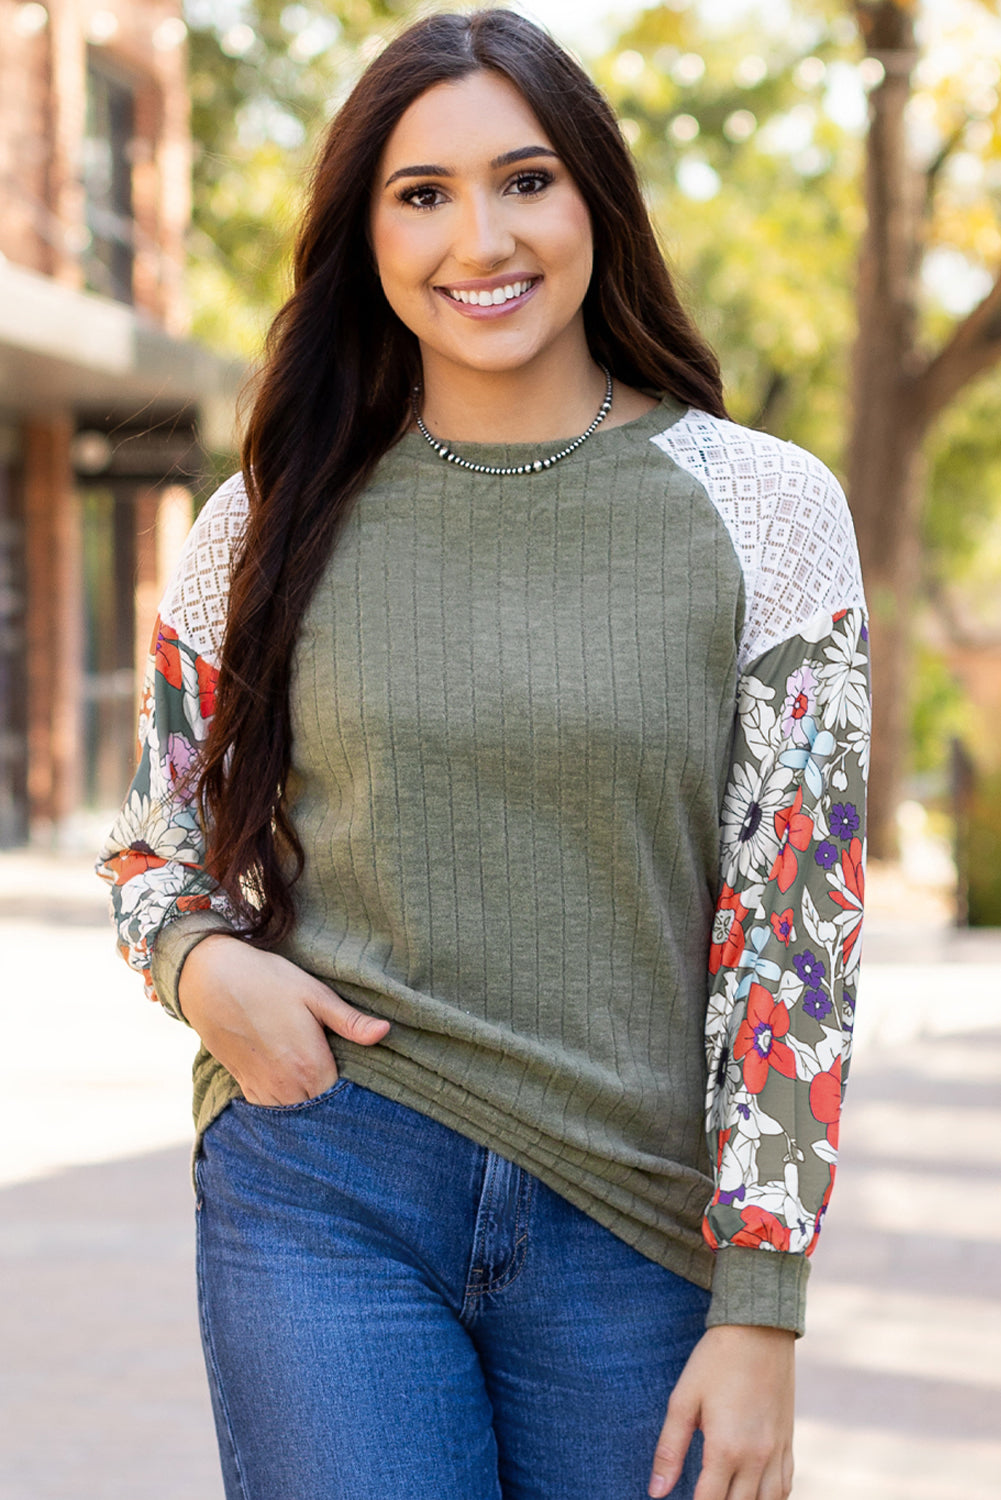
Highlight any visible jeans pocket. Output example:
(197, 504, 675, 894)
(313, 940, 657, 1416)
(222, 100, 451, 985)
(233, 1076, 354, 1115)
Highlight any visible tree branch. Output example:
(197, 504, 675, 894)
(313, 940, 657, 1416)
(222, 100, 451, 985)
(912, 268, 1001, 426)
(923, 119, 968, 217)
(751, 369, 789, 433)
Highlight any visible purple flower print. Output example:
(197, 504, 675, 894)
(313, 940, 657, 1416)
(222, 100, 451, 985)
(752, 1020, 775, 1059)
(803, 988, 832, 1020)
(815, 840, 839, 870)
(830, 802, 860, 841)
(793, 949, 826, 984)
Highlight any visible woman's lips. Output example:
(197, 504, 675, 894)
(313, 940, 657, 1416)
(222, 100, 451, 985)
(434, 278, 541, 320)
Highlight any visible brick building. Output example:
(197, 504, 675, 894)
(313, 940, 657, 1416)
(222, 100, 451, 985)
(0, 0, 242, 845)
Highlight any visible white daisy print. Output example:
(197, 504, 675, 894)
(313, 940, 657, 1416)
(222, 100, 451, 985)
(720, 757, 793, 883)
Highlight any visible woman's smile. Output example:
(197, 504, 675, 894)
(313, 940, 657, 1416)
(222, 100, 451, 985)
(434, 273, 541, 316)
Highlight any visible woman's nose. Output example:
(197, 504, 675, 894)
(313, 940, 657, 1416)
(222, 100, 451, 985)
(453, 192, 516, 270)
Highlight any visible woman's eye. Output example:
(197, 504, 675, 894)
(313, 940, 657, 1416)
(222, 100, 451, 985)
(398, 184, 445, 211)
(508, 170, 553, 196)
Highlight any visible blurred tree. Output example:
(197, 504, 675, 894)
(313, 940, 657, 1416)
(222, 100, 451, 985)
(599, 0, 1001, 857)
(848, 0, 1001, 857)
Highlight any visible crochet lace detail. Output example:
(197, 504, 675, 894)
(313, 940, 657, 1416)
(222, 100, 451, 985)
(651, 411, 866, 673)
(159, 472, 248, 667)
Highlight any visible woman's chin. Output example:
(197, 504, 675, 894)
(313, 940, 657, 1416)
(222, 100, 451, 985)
(418, 329, 587, 382)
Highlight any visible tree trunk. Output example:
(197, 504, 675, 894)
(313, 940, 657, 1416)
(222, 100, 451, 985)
(850, 424, 926, 860)
(847, 2, 923, 859)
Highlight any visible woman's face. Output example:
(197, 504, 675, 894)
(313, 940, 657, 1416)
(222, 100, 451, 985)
(370, 70, 593, 381)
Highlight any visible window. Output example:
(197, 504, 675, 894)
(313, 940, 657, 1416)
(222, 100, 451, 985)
(83, 60, 135, 304)
(81, 484, 138, 807)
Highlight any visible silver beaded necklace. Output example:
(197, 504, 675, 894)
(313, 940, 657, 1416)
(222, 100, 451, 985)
(411, 366, 614, 477)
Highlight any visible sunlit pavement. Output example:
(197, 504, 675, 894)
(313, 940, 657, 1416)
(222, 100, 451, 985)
(1, 848, 999, 1499)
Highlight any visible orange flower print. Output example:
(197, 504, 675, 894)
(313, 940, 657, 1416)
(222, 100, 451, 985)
(810, 1055, 842, 1150)
(769, 786, 814, 893)
(733, 983, 797, 1093)
(154, 619, 184, 691)
(770, 908, 795, 946)
(731, 1205, 792, 1251)
(709, 885, 750, 975)
(828, 835, 864, 960)
(177, 893, 213, 913)
(106, 849, 167, 885)
(196, 654, 218, 721)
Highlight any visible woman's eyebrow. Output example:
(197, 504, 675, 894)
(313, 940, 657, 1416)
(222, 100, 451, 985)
(384, 145, 558, 188)
(491, 145, 559, 169)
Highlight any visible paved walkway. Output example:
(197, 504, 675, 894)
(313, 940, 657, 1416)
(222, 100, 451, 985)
(1, 849, 999, 1499)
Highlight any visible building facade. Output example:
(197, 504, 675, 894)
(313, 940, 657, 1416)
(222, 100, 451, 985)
(0, 0, 241, 845)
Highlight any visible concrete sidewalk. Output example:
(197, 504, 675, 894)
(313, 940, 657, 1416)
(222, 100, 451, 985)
(1, 849, 999, 1499)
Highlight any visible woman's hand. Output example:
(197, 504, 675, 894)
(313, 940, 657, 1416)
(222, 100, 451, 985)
(648, 1324, 795, 1499)
(177, 934, 391, 1106)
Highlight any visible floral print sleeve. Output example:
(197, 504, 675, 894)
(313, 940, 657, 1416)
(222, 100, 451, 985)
(703, 605, 869, 1276)
(652, 409, 869, 1332)
(95, 474, 249, 1017)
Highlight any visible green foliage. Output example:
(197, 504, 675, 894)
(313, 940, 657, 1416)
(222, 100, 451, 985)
(924, 369, 1001, 582)
(908, 642, 974, 778)
(183, 0, 426, 357)
(596, 4, 865, 467)
(916, 370, 1001, 779)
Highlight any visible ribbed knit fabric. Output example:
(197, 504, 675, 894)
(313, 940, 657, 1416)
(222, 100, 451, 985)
(284, 395, 734, 1282)
(174, 394, 741, 1293)
(103, 393, 870, 1337)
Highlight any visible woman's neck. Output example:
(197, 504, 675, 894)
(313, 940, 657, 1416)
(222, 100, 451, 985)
(415, 343, 611, 445)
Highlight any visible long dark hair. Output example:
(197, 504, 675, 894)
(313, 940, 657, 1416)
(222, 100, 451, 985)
(198, 7, 730, 944)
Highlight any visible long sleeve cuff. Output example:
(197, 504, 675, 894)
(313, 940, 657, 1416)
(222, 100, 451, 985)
(707, 1246, 810, 1336)
(149, 911, 240, 1022)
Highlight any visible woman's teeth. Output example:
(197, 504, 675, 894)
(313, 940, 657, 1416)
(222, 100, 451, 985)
(444, 279, 535, 306)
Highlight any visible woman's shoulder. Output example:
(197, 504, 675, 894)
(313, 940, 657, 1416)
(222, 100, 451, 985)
(193, 470, 250, 538)
(651, 407, 865, 668)
(650, 407, 849, 529)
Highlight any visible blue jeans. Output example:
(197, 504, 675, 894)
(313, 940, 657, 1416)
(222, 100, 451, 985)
(195, 1079, 709, 1500)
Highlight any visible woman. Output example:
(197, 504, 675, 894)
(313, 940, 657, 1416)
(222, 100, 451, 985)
(98, 10, 869, 1500)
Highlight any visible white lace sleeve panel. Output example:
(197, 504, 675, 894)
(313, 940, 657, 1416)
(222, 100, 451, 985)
(160, 470, 249, 668)
(651, 411, 866, 673)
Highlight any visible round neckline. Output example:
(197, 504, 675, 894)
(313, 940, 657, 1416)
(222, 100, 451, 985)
(390, 392, 687, 473)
